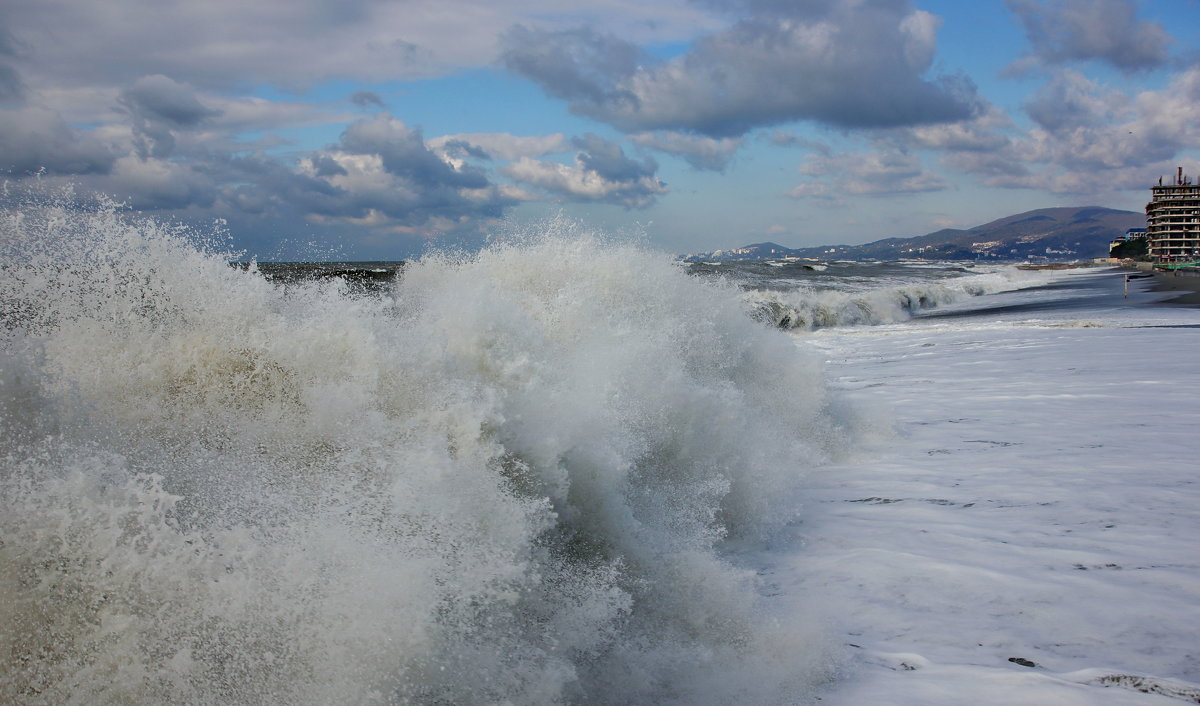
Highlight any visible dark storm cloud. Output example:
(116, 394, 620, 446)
(501, 0, 980, 137)
(1006, 0, 1171, 72)
(0, 107, 115, 175)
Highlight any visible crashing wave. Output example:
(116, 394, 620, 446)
(1, 195, 845, 704)
(745, 273, 1035, 330)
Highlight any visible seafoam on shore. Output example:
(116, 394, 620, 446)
(783, 271, 1200, 705)
(4, 190, 1198, 704)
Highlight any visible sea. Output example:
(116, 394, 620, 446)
(3, 196, 1199, 705)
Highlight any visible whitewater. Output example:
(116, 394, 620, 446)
(2, 194, 1198, 704)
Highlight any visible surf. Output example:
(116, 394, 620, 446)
(1, 194, 847, 704)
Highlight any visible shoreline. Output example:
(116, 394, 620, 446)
(807, 310, 1200, 705)
(1148, 269, 1200, 306)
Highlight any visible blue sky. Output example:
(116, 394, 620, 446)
(2, 0, 1198, 258)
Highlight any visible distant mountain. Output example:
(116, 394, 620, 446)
(686, 206, 1145, 262)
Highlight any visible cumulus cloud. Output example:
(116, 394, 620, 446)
(435, 139, 495, 162)
(219, 152, 353, 218)
(0, 1, 722, 252)
(767, 130, 833, 155)
(1022, 70, 1124, 133)
(204, 95, 354, 137)
(118, 75, 220, 159)
(120, 74, 220, 127)
(338, 116, 490, 191)
(350, 90, 386, 109)
(1006, 0, 1171, 72)
(503, 133, 667, 208)
(502, 0, 980, 136)
(0, 106, 115, 175)
(104, 154, 218, 210)
(249, 115, 520, 227)
(791, 147, 947, 199)
(900, 104, 1013, 152)
(186, 121, 521, 240)
(630, 131, 742, 171)
(924, 67, 1200, 195)
(427, 132, 571, 161)
(4, 0, 716, 92)
(0, 29, 24, 104)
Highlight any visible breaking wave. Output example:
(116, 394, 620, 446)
(744, 272, 1038, 330)
(0, 194, 845, 704)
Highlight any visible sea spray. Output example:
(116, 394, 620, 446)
(1, 198, 846, 703)
(742, 273, 1040, 330)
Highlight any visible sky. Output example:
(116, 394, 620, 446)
(2, 0, 1199, 259)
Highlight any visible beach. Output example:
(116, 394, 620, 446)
(790, 269, 1200, 704)
(1150, 268, 1200, 306)
(3, 199, 1199, 704)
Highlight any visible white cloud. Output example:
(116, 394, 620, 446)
(901, 104, 1013, 153)
(6, 0, 718, 91)
(502, 0, 980, 137)
(0, 106, 116, 175)
(1005, 0, 1172, 72)
(428, 132, 571, 161)
(105, 155, 218, 210)
(791, 147, 947, 199)
(503, 134, 667, 208)
(946, 67, 1200, 194)
(629, 131, 742, 171)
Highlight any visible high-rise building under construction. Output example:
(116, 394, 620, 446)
(1147, 167, 1200, 262)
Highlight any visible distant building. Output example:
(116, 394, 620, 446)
(1146, 167, 1200, 262)
(1109, 228, 1146, 254)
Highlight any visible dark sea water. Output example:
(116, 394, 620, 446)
(237, 261, 405, 289)
(243, 257, 1048, 329)
(0, 196, 1067, 704)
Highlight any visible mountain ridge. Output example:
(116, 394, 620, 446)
(687, 206, 1144, 261)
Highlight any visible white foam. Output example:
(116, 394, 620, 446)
(1, 199, 844, 704)
(746, 267, 1049, 329)
(791, 295, 1200, 704)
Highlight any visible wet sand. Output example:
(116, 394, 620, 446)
(1149, 269, 1200, 306)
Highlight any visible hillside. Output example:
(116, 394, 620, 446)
(690, 206, 1144, 261)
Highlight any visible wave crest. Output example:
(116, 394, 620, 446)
(745, 272, 1029, 329)
(1, 201, 843, 704)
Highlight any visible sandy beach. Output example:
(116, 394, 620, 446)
(1149, 269, 1200, 305)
